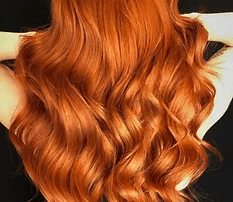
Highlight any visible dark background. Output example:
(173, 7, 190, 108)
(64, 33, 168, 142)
(0, 0, 232, 201)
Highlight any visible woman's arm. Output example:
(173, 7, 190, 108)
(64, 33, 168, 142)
(0, 63, 26, 129)
(182, 12, 233, 138)
(0, 31, 36, 62)
(197, 47, 233, 139)
(182, 12, 233, 46)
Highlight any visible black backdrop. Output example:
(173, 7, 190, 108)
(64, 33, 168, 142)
(0, 0, 232, 201)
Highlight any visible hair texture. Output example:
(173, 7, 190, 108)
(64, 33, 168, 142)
(9, 0, 221, 201)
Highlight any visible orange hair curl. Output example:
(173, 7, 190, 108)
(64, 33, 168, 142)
(9, 0, 220, 201)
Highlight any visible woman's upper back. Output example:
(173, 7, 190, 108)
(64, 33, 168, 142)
(0, 46, 233, 140)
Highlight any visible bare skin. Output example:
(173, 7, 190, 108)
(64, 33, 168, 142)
(0, 31, 36, 61)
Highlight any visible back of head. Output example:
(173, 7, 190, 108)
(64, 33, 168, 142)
(9, 0, 219, 201)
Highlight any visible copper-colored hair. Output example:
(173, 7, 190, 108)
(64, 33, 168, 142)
(9, 0, 220, 201)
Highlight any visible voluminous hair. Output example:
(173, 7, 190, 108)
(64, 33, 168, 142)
(9, 0, 220, 201)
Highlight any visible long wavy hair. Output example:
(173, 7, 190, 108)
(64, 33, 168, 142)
(9, 0, 221, 201)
